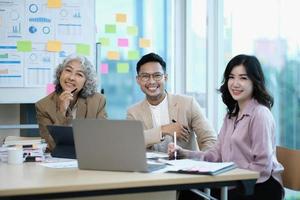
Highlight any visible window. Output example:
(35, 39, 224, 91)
(224, 0, 300, 197)
(95, 0, 172, 119)
(186, 0, 207, 109)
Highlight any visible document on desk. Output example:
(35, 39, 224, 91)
(164, 159, 236, 175)
(40, 158, 78, 168)
(146, 151, 168, 159)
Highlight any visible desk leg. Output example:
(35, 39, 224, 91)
(220, 186, 228, 200)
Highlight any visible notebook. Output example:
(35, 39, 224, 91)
(47, 125, 76, 159)
(72, 119, 166, 172)
(164, 159, 236, 175)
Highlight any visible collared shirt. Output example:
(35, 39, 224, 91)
(190, 98, 283, 184)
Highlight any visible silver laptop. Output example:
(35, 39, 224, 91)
(72, 119, 165, 172)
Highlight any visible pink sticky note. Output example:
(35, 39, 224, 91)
(118, 38, 128, 47)
(101, 63, 109, 74)
(46, 83, 55, 94)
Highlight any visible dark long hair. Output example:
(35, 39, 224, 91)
(219, 54, 273, 118)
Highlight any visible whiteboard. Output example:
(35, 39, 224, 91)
(0, 0, 95, 103)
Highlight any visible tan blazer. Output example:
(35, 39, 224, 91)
(127, 93, 216, 152)
(35, 92, 107, 151)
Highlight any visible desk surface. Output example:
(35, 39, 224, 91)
(0, 162, 259, 199)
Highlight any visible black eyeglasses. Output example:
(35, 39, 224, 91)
(138, 72, 164, 82)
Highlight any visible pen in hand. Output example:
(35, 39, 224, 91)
(174, 131, 177, 160)
(71, 88, 77, 95)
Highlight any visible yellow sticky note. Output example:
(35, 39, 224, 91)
(127, 26, 138, 36)
(107, 51, 120, 60)
(47, 40, 61, 52)
(117, 63, 129, 73)
(76, 44, 90, 56)
(99, 37, 110, 46)
(17, 41, 32, 52)
(48, 0, 62, 8)
(139, 38, 151, 48)
(116, 13, 127, 23)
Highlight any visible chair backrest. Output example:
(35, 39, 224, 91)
(276, 146, 300, 191)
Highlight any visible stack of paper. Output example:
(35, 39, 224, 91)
(1, 136, 47, 162)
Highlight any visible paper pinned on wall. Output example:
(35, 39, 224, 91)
(47, 0, 62, 8)
(128, 50, 139, 60)
(99, 37, 110, 46)
(46, 83, 55, 95)
(76, 44, 90, 56)
(117, 63, 129, 73)
(100, 63, 109, 74)
(127, 26, 138, 36)
(118, 38, 128, 47)
(17, 41, 32, 52)
(105, 24, 116, 34)
(47, 40, 61, 52)
(139, 38, 151, 48)
(107, 51, 120, 60)
(116, 13, 127, 23)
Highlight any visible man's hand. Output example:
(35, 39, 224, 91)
(161, 122, 189, 142)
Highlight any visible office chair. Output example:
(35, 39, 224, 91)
(276, 146, 300, 191)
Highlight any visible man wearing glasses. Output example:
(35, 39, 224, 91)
(127, 53, 216, 153)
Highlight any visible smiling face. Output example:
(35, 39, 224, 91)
(59, 60, 86, 94)
(137, 61, 167, 105)
(228, 64, 253, 110)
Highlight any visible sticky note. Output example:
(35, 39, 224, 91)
(116, 13, 127, 23)
(139, 38, 151, 48)
(100, 63, 109, 74)
(127, 26, 138, 36)
(47, 0, 62, 8)
(47, 40, 61, 52)
(17, 41, 32, 52)
(46, 83, 55, 95)
(99, 37, 110, 46)
(128, 50, 139, 60)
(107, 51, 120, 60)
(105, 24, 116, 33)
(117, 63, 129, 73)
(76, 44, 90, 56)
(118, 38, 128, 47)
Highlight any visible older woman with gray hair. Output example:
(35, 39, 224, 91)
(35, 54, 107, 152)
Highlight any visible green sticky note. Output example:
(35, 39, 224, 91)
(17, 41, 32, 52)
(128, 50, 139, 60)
(105, 24, 116, 33)
(117, 63, 129, 73)
(76, 44, 90, 56)
(99, 37, 110, 46)
(127, 26, 138, 36)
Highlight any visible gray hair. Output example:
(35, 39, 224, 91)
(54, 54, 98, 98)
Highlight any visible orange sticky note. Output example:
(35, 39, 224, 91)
(139, 38, 151, 48)
(107, 51, 120, 60)
(48, 0, 62, 8)
(116, 13, 127, 23)
(47, 40, 61, 52)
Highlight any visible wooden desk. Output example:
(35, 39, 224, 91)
(0, 162, 258, 200)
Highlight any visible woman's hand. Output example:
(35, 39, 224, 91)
(168, 143, 189, 160)
(58, 90, 74, 115)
